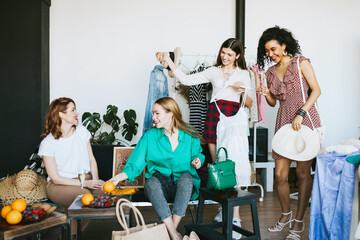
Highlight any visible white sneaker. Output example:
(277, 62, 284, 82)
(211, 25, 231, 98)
(232, 218, 242, 240)
(213, 207, 222, 222)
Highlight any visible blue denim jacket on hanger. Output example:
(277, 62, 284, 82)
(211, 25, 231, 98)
(142, 65, 169, 134)
(309, 151, 360, 240)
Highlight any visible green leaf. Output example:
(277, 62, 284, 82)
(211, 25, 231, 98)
(82, 112, 101, 134)
(97, 132, 116, 145)
(122, 122, 138, 141)
(103, 105, 121, 133)
(123, 109, 136, 125)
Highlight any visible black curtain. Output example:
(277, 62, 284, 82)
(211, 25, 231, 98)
(0, 0, 50, 177)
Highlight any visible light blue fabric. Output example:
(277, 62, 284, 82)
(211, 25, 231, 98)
(309, 151, 360, 240)
(142, 65, 169, 134)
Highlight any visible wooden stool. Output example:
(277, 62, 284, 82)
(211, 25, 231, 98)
(185, 187, 260, 240)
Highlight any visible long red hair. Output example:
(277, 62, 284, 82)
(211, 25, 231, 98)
(41, 97, 76, 139)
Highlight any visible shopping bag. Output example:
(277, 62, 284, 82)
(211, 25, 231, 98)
(207, 147, 236, 190)
(112, 198, 170, 240)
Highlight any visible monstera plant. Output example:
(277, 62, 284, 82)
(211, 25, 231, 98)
(82, 105, 138, 146)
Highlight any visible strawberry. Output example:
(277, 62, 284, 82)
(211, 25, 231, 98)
(32, 209, 41, 214)
(38, 211, 45, 218)
(105, 201, 112, 206)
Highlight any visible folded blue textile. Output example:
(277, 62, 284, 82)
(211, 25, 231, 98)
(309, 151, 359, 240)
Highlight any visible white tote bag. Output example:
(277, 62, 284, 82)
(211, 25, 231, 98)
(112, 199, 170, 240)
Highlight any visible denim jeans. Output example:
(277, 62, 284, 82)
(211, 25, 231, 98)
(144, 171, 193, 221)
(142, 65, 169, 134)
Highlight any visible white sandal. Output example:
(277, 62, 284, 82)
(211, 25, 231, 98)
(268, 211, 292, 232)
(286, 219, 305, 240)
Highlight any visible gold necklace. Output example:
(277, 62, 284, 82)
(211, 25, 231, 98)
(223, 67, 235, 81)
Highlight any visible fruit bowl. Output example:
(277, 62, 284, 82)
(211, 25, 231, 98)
(86, 195, 119, 208)
(21, 207, 47, 223)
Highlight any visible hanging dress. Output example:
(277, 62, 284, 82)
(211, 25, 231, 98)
(215, 93, 251, 187)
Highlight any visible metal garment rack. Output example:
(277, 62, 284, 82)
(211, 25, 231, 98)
(245, 121, 264, 202)
(243, 57, 265, 202)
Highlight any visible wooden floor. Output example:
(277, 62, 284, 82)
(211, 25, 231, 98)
(23, 188, 311, 240)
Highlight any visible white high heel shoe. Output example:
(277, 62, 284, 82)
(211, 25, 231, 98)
(286, 219, 305, 240)
(268, 211, 292, 232)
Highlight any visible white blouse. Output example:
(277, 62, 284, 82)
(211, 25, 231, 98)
(38, 125, 91, 180)
(173, 66, 252, 103)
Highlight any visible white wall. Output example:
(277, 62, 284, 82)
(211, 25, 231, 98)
(50, 0, 360, 148)
(245, 0, 360, 148)
(50, 0, 235, 144)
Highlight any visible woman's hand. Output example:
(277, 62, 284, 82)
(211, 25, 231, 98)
(84, 179, 104, 189)
(232, 82, 245, 92)
(292, 115, 303, 131)
(191, 158, 201, 170)
(257, 85, 269, 96)
(108, 175, 121, 186)
(108, 172, 128, 186)
(156, 52, 170, 63)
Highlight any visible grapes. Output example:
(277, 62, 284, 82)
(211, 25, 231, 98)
(20, 206, 46, 222)
(88, 195, 118, 207)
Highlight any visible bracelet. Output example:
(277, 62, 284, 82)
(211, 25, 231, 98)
(296, 108, 307, 118)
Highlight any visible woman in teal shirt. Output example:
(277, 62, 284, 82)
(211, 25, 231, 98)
(109, 97, 204, 240)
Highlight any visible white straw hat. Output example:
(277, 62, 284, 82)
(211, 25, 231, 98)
(272, 124, 320, 161)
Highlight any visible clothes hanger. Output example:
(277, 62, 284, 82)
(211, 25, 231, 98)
(192, 53, 202, 71)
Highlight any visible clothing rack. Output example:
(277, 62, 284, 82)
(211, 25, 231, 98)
(247, 121, 264, 202)
(181, 53, 217, 58)
(172, 53, 216, 100)
(243, 55, 265, 201)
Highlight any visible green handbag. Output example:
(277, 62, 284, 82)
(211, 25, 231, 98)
(207, 147, 237, 190)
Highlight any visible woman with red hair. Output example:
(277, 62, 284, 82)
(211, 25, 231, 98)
(38, 97, 104, 207)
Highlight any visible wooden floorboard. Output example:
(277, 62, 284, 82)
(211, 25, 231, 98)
(21, 188, 311, 240)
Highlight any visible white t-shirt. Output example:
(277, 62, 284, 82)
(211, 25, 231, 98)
(173, 66, 252, 103)
(38, 125, 91, 180)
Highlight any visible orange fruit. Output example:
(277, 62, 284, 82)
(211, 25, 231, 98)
(103, 181, 115, 193)
(81, 193, 94, 206)
(11, 198, 27, 212)
(6, 210, 22, 224)
(1, 205, 12, 219)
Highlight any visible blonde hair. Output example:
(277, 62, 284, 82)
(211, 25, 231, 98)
(154, 97, 202, 141)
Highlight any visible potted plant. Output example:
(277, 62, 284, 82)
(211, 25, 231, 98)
(82, 105, 139, 180)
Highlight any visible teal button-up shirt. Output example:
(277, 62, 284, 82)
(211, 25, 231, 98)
(122, 127, 205, 200)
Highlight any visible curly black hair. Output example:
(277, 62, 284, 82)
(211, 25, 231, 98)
(256, 26, 301, 70)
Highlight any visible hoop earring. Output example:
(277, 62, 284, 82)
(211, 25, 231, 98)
(283, 50, 287, 56)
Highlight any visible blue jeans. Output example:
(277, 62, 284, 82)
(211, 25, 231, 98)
(142, 65, 169, 134)
(144, 171, 193, 221)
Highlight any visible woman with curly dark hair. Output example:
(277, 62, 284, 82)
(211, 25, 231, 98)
(257, 26, 321, 240)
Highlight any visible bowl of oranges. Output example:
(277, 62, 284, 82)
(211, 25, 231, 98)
(1, 198, 57, 224)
